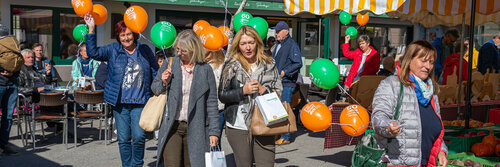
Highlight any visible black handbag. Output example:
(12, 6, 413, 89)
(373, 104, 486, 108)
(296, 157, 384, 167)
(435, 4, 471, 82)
(351, 81, 404, 167)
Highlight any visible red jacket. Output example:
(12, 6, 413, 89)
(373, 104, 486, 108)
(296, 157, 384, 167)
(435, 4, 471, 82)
(442, 53, 468, 85)
(342, 43, 381, 87)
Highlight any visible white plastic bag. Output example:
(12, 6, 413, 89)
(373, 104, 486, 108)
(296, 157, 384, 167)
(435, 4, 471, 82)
(255, 92, 288, 126)
(205, 146, 226, 167)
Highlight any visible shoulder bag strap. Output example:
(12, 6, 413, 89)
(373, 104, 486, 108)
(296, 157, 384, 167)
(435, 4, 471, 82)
(393, 81, 404, 120)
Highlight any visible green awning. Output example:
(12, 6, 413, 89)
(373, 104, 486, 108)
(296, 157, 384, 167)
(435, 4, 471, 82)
(112, 0, 285, 11)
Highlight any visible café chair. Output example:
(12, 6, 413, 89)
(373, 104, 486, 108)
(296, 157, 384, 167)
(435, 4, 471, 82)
(31, 91, 69, 151)
(72, 90, 108, 147)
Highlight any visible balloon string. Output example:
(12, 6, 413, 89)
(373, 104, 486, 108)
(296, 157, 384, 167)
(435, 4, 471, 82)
(218, 0, 233, 16)
(139, 33, 155, 46)
(161, 46, 167, 60)
(337, 83, 362, 107)
(331, 122, 370, 134)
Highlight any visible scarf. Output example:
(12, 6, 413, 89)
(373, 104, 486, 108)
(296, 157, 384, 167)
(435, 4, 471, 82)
(220, 57, 282, 128)
(79, 57, 91, 77)
(409, 74, 434, 106)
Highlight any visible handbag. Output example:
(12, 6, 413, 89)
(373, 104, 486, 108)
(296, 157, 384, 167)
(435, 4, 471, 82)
(205, 146, 227, 167)
(139, 57, 173, 132)
(351, 81, 404, 167)
(251, 101, 297, 136)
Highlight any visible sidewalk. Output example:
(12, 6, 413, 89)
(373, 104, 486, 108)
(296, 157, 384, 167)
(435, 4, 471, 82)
(0, 120, 354, 166)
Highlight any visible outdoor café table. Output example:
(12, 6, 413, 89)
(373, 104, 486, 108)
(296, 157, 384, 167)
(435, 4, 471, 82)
(324, 102, 359, 149)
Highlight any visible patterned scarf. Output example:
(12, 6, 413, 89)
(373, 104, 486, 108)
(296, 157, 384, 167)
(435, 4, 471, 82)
(409, 74, 433, 106)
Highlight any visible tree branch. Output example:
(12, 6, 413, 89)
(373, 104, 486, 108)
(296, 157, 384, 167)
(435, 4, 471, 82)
(225, 0, 247, 60)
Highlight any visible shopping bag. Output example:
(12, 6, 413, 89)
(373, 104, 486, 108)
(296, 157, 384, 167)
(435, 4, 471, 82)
(205, 147, 227, 167)
(139, 94, 166, 132)
(251, 102, 297, 136)
(255, 92, 288, 126)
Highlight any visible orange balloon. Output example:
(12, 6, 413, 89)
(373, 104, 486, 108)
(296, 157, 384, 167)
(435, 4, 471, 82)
(124, 6, 148, 33)
(91, 4, 108, 25)
(218, 26, 230, 47)
(199, 26, 224, 51)
(339, 104, 370, 136)
(356, 13, 369, 26)
(193, 20, 210, 36)
(71, 0, 93, 17)
(300, 102, 332, 132)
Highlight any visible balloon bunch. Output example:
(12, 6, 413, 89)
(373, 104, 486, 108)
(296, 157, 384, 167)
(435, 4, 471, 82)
(71, 0, 108, 42)
(233, 12, 269, 40)
(339, 11, 370, 38)
(192, 20, 229, 51)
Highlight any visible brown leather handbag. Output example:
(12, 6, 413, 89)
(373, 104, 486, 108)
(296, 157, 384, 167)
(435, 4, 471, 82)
(251, 102, 297, 136)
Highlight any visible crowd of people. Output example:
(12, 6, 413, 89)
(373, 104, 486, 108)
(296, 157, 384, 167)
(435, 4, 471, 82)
(0, 14, 498, 167)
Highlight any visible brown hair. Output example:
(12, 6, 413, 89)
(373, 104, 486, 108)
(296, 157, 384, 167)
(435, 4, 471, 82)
(357, 35, 370, 44)
(205, 50, 225, 68)
(398, 40, 438, 93)
(114, 20, 139, 43)
(229, 26, 271, 72)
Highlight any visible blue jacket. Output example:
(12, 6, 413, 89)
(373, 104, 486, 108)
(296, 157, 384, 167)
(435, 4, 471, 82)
(85, 33, 159, 106)
(477, 39, 499, 74)
(432, 37, 454, 77)
(272, 35, 303, 87)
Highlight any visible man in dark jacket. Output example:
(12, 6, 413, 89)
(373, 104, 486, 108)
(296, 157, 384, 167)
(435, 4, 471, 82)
(0, 26, 20, 155)
(19, 49, 51, 103)
(271, 21, 303, 145)
(477, 34, 500, 74)
(377, 56, 395, 76)
(432, 29, 459, 78)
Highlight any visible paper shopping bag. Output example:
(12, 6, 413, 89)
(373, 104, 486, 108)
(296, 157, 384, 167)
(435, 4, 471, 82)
(205, 148, 226, 167)
(255, 92, 288, 126)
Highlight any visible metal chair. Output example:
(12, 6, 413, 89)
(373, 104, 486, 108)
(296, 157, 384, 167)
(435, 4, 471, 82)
(31, 91, 68, 151)
(72, 90, 108, 147)
(15, 94, 30, 147)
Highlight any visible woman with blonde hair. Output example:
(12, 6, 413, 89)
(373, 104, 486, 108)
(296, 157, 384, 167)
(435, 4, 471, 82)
(152, 29, 219, 167)
(371, 40, 448, 166)
(219, 26, 282, 167)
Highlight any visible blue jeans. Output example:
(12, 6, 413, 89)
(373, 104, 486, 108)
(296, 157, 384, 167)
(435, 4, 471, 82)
(280, 86, 295, 141)
(218, 110, 224, 147)
(114, 104, 146, 167)
(0, 84, 17, 149)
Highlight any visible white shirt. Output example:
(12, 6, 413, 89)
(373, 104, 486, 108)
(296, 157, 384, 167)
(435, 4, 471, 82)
(226, 63, 259, 130)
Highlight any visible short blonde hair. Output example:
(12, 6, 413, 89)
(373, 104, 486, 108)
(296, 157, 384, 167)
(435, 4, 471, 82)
(398, 40, 438, 93)
(229, 26, 271, 72)
(175, 30, 205, 64)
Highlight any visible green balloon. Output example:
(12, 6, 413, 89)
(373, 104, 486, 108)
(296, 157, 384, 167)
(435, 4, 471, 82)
(151, 21, 177, 49)
(309, 59, 340, 89)
(339, 11, 352, 25)
(73, 24, 88, 43)
(233, 12, 253, 32)
(246, 17, 268, 40)
(345, 26, 358, 38)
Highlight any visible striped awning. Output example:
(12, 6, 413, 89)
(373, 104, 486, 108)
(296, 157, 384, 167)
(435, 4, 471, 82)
(395, 0, 500, 16)
(392, 0, 500, 28)
(284, 0, 406, 15)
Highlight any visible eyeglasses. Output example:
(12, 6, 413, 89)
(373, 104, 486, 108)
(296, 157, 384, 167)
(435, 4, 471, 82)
(175, 48, 189, 53)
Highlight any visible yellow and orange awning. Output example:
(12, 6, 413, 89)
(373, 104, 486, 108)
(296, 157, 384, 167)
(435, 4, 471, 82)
(284, 0, 406, 15)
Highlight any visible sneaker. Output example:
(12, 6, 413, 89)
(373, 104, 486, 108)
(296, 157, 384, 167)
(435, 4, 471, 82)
(275, 138, 290, 145)
(2, 146, 19, 156)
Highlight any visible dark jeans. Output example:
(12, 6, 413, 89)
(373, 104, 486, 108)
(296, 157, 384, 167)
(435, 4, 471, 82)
(280, 86, 295, 141)
(217, 110, 224, 147)
(0, 84, 18, 149)
(114, 104, 146, 167)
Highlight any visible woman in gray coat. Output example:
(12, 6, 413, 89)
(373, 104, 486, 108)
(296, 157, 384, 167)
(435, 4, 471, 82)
(372, 40, 448, 167)
(152, 30, 219, 167)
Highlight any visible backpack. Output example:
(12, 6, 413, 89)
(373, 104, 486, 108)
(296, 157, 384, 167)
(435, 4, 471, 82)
(0, 36, 24, 72)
